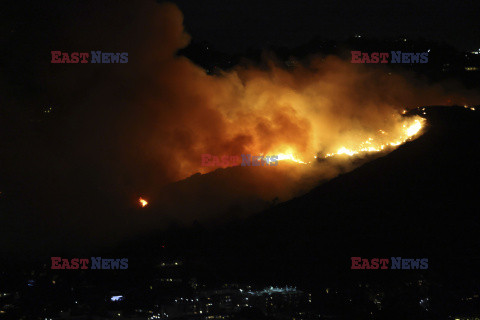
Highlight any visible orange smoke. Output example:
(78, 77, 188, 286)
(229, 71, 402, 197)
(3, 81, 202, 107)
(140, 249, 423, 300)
(42, 0, 480, 237)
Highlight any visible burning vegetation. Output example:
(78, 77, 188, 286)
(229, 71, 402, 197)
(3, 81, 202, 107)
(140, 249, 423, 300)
(26, 0, 477, 236)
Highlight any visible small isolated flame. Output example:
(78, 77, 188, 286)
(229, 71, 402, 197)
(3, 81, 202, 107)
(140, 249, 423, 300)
(139, 197, 148, 207)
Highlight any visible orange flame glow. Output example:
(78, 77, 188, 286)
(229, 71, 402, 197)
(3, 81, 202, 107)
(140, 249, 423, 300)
(262, 115, 426, 164)
(139, 197, 148, 207)
(324, 116, 425, 158)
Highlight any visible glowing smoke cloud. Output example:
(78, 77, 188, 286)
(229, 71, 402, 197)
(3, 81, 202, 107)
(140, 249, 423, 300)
(10, 0, 477, 250)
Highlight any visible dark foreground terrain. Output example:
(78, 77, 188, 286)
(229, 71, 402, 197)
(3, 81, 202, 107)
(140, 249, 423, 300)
(1, 105, 480, 319)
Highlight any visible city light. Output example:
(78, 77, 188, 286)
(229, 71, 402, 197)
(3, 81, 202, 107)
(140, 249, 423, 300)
(110, 295, 124, 302)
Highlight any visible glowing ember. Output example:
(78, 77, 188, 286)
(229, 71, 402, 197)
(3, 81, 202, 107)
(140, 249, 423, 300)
(139, 197, 148, 207)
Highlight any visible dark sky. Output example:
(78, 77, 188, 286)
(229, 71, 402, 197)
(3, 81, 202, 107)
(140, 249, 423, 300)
(169, 0, 480, 52)
(3, 0, 480, 54)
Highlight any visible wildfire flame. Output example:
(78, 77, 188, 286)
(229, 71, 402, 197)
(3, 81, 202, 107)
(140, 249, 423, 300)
(324, 116, 425, 158)
(139, 197, 148, 207)
(277, 153, 308, 164)
(269, 115, 425, 163)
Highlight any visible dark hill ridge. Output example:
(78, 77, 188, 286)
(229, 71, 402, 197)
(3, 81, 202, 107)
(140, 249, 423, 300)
(81, 105, 480, 319)
(116, 105, 480, 286)
(167, 105, 480, 283)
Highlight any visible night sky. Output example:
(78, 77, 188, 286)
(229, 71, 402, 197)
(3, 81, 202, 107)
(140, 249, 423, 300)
(4, 0, 480, 55)
(169, 0, 480, 52)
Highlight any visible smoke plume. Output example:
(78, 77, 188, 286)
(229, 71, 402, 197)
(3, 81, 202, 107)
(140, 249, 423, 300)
(1, 0, 478, 253)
